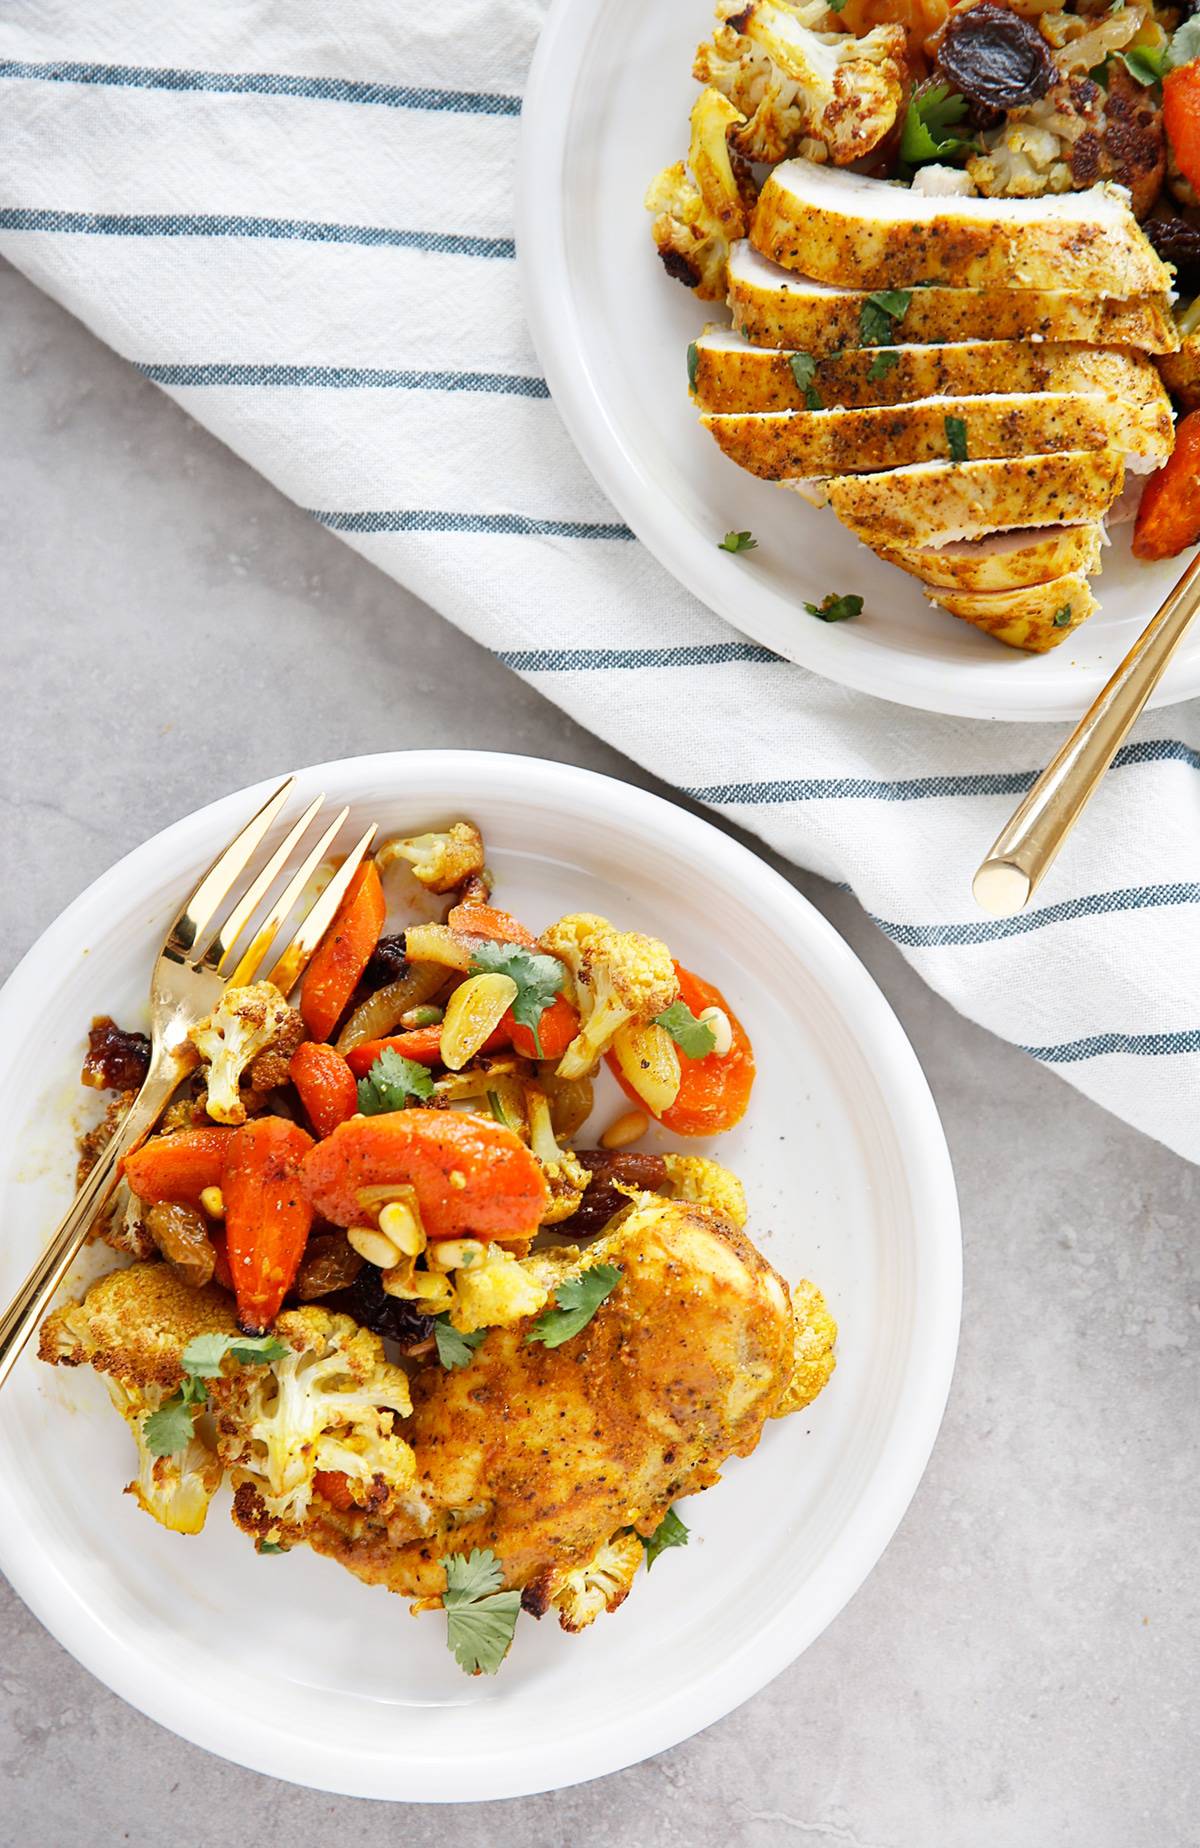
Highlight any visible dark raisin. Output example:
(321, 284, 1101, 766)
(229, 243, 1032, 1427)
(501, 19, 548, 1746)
(362, 934, 408, 992)
(936, 4, 1055, 110)
(81, 1017, 151, 1092)
(334, 1264, 434, 1348)
(571, 1150, 669, 1234)
(1144, 215, 1200, 283)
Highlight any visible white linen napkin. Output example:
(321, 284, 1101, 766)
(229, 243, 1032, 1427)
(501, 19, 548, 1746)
(3, 0, 1199, 1161)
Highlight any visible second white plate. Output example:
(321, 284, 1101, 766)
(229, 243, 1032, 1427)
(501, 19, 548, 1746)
(516, 0, 1199, 721)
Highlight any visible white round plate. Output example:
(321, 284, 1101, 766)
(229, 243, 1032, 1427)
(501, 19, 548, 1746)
(0, 753, 959, 1800)
(516, 0, 1200, 722)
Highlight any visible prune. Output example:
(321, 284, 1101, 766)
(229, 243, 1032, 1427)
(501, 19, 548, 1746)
(336, 1263, 434, 1348)
(1145, 215, 1200, 282)
(571, 1150, 669, 1235)
(81, 1017, 151, 1092)
(936, 4, 1055, 110)
(362, 933, 408, 992)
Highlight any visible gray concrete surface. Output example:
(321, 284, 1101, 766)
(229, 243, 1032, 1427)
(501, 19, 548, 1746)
(1, 259, 1196, 1848)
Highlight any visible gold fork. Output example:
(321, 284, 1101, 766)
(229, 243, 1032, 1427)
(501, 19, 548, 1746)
(0, 775, 377, 1390)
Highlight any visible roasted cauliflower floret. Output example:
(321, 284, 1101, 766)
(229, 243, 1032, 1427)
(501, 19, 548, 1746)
(211, 1307, 415, 1524)
(970, 67, 1164, 215)
(525, 1084, 590, 1224)
(450, 1244, 551, 1334)
(541, 914, 678, 1081)
(187, 980, 297, 1125)
(695, 0, 906, 166)
(771, 1279, 837, 1417)
(106, 1376, 224, 1535)
(38, 1263, 239, 1387)
(547, 1529, 644, 1633)
(646, 86, 755, 299)
(661, 1153, 748, 1228)
(377, 821, 485, 894)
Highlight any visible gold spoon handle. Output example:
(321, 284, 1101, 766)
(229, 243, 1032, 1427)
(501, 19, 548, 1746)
(973, 552, 1200, 917)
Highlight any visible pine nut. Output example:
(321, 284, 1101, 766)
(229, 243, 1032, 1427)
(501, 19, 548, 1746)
(426, 1239, 486, 1273)
(698, 1006, 733, 1057)
(378, 1199, 426, 1256)
(411, 1270, 456, 1311)
(347, 1224, 402, 1269)
(600, 1109, 649, 1150)
(199, 1186, 225, 1218)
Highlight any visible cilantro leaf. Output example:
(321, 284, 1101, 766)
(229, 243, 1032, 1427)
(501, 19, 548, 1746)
(526, 1263, 623, 1349)
(1169, 16, 1200, 67)
(654, 1000, 717, 1059)
(804, 592, 863, 623)
(1052, 603, 1074, 628)
(357, 1045, 435, 1114)
(468, 939, 564, 1059)
(945, 414, 969, 462)
(687, 340, 699, 392)
(259, 1541, 287, 1554)
(1117, 42, 1168, 84)
(443, 1548, 522, 1675)
(859, 289, 913, 347)
(142, 1395, 196, 1458)
(866, 347, 900, 383)
(718, 530, 758, 553)
(788, 351, 823, 409)
(1089, 57, 1111, 88)
(642, 1506, 690, 1570)
(433, 1315, 487, 1370)
(181, 1331, 287, 1378)
(827, 0, 847, 11)
(899, 81, 974, 171)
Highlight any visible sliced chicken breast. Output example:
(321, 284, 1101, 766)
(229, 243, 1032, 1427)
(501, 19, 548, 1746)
(820, 449, 1125, 547)
(703, 393, 1171, 478)
(692, 327, 1170, 414)
(874, 523, 1106, 592)
(751, 162, 1174, 294)
(928, 574, 1098, 652)
(726, 244, 1179, 357)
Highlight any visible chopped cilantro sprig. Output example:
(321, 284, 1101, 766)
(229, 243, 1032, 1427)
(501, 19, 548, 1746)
(526, 1264, 623, 1349)
(143, 1332, 287, 1457)
(443, 1548, 522, 1675)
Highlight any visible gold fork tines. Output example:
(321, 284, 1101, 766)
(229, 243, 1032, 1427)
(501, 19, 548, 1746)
(0, 775, 378, 1390)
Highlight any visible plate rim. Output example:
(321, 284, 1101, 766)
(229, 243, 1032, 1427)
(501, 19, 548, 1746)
(0, 749, 961, 1800)
(514, 0, 1200, 723)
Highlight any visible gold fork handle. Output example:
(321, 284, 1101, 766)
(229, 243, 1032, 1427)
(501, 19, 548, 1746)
(973, 552, 1200, 916)
(0, 1061, 183, 1390)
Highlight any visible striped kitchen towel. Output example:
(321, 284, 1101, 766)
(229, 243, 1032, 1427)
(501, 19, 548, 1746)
(2, 2, 1199, 1161)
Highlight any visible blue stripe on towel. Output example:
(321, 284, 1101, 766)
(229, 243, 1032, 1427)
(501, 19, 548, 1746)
(308, 509, 635, 540)
(0, 208, 514, 259)
(1021, 1027, 1200, 1062)
(868, 881, 1200, 947)
(137, 362, 548, 395)
(0, 59, 521, 115)
(686, 738, 1200, 805)
(496, 642, 781, 669)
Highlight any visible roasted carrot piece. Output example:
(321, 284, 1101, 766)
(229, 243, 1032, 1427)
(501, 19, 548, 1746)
(1165, 62, 1200, 194)
(123, 1126, 234, 1204)
(222, 1115, 315, 1332)
(345, 1023, 509, 1076)
(446, 902, 538, 949)
(301, 1110, 549, 1240)
(288, 1041, 359, 1138)
(445, 901, 580, 1057)
(607, 964, 755, 1136)
(313, 1469, 358, 1511)
(1133, 410, 1200, 561)
(507, 993, 579, 1061)
(300, 859, 387, 1042)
